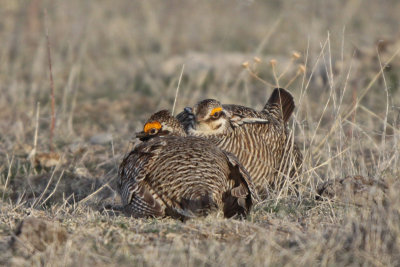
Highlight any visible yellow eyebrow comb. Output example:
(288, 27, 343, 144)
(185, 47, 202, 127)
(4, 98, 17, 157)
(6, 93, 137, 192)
(210, 107, 222, 116)
(144, 121, 162, 133)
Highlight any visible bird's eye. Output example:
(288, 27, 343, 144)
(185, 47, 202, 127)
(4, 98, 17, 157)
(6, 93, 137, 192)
(209, 107, 223, 119)
(150, 128, 158, 135)
(211, 111, 221, 119)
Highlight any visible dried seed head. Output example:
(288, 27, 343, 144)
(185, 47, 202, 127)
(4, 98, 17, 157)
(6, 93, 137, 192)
(253, 57, 261, 63)
(270, 59, 277, 67)
(292, 51, 301, 59)
(242, 61, 250, 68)
(298, 64, 306, 73)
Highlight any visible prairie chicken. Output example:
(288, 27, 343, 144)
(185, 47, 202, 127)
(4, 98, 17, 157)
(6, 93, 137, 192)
(118, 110, 259, 219)
(176, 88, 302, 197)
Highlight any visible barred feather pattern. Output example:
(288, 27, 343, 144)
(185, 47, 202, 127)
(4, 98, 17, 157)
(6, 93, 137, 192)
(118, 111, 258, 219)
(177, 89, 303, 198)
(187, 116, 287, 197)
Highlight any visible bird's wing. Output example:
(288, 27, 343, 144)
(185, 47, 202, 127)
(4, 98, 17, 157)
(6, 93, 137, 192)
(224, 151, 261, 204)
(118, 140, 168, 217)
(223, 105, 270, 128)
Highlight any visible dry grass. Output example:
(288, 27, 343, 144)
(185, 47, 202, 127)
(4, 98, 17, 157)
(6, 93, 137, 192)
(1, 0, 400, 266)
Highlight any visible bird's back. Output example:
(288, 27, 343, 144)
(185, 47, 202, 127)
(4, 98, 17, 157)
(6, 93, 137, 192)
(119, 135, 245, 218)
(176, 88, 302, 197)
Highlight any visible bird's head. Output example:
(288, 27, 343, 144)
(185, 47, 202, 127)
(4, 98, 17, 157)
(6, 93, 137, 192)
(188, 99, 231, 136)
(136, 110, 186, 141)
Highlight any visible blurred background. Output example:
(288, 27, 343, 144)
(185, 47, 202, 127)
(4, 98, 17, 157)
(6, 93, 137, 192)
(0, 0, 399, 200)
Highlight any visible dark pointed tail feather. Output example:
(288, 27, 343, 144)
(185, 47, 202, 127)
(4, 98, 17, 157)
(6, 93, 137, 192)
(264, 88, 295, 123)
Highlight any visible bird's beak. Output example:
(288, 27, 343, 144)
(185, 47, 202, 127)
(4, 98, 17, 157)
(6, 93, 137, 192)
(135, 131, 150, 141)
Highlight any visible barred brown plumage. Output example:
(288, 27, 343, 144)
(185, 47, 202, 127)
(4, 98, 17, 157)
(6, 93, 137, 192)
(118, 110, 259, 220)
(176, 88, 303, 198)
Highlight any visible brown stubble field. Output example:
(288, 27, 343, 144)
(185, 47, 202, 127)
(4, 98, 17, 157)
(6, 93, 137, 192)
(0, 0, 400, 266)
